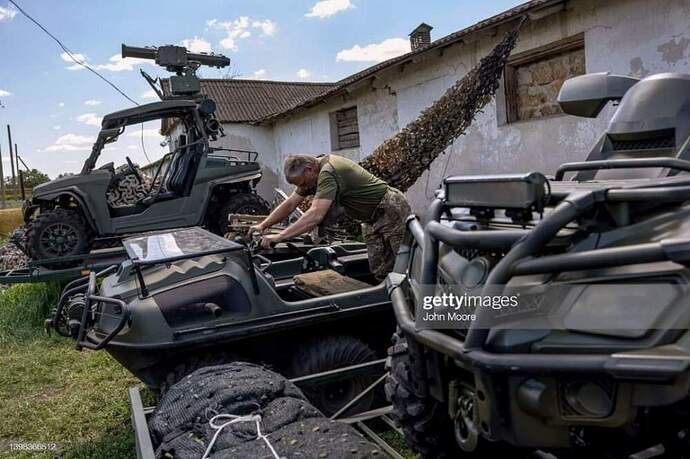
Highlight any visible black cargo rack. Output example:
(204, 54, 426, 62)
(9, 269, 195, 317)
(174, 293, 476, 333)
(0, 246, 127, 285)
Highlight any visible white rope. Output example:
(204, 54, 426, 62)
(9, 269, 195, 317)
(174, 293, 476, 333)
(201, 413, 282, 459)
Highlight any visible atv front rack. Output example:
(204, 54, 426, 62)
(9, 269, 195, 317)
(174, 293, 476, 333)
(391, 173, 690, 380)
(49, 265, 131, 351)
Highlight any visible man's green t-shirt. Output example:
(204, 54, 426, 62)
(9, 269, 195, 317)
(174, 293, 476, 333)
(296, 155, 388, 221)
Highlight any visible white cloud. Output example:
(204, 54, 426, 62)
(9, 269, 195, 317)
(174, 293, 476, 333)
(252, 69, 267, 79)
(207, 16, 276, 51)
(305, 0, 353, 19)
(45, 133, 93, 152)
(179, 36, 212, 53)
(96, 54, 152, 72)
(336, 37, 410, 63)
(61, 51, 152, 72)
(76, 113, 102, 127)
(141, 89, 159, 100)
(58, 102, 65, 107)
(84, 99, 101, 106)
(0, 89, 11, 97)
(252, 19, 276, 36)
(126, 128, 162, 139)
(52, 125, 61, 130)
(297, 68, 311, 79)
(60, 51, 89, 71)
(0, 5, 17, 21)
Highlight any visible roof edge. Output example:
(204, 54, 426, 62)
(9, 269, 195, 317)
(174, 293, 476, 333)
(256, 0, 563, 125)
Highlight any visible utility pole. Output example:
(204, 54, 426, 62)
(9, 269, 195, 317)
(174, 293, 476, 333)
(15, 144, 25, 200)
(6, 124, 15, 193)
(0, 143, 5, 207)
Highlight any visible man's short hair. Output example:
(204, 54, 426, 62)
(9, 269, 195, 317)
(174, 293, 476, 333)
(284, 155, 318, 182)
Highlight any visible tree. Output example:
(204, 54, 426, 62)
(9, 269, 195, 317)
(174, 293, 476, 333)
(20, 169, 50, 188)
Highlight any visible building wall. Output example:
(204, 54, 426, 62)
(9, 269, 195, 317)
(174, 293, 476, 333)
(213, 123, 279, 199)
(265, 0, 690, 213)
(168, 122, 279, 199)
(271, 84, 399, 190)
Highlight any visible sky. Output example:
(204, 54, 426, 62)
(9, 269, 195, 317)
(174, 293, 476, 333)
(0, 0, 525, 178)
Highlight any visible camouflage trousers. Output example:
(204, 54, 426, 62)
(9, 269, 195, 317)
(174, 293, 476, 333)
(362, 188, 411, 281)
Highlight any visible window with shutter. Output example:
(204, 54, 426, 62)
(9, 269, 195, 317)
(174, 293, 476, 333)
(330, 106, 360, 150)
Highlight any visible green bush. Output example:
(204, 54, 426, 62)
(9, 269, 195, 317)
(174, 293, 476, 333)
(0, 283, 61, 344)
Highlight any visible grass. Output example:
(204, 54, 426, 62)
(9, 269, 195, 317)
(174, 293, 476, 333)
(0, 280, 418, 459)
(0, 208, 22, 235)
(0, 282, 150, 459)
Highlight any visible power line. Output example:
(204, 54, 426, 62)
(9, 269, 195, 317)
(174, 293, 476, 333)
(10, 0, 155, 164)
(8, 0, 139, 107)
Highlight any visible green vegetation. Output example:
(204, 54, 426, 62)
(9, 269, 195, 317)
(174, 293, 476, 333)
(0, 282, 149, 459)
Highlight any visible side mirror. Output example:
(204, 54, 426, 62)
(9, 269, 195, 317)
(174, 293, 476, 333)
(558, 72, 640, 118)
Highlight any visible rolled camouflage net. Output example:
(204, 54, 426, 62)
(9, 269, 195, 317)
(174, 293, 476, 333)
(150, 362, 383, 459)
(106, 164, 163, 208)
(359, 18, 525, 192)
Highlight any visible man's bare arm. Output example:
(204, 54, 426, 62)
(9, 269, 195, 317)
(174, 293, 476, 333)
(274, 198, 332, 241)
(249, 192, 305, 235)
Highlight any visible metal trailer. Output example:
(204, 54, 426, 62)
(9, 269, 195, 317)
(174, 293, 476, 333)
(128, 360, 407, 459)
(128, 361, 565, 459)
(0, 246, 128, 284)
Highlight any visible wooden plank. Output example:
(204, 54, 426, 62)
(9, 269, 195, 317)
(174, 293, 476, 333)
(336, 107, 358, 121)
(337, 124, 360, 135)
(507, 32, 585, 67)
(293, 269, 371, 296)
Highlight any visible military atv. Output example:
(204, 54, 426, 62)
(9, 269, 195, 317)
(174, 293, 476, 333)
(386, 72, 690, 458)
(20, 44, 269, 266)
(48, 226, 396, 415)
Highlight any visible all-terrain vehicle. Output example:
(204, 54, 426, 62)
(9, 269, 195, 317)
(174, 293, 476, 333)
(48, 226, 396, 415)
(386, 72, 690, 458)
(19, 44, 269, 265)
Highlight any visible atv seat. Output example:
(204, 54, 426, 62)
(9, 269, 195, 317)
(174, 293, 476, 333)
(292, 270, 371, 297)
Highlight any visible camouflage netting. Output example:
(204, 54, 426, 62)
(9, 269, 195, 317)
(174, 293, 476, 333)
(312, 20, 524, 237)
(359, 19, 525, 192)
(150, 362, 383, 458)
(106, 164, 163, 208)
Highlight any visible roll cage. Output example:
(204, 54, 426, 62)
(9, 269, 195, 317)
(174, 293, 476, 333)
(81, 100, 203, 175)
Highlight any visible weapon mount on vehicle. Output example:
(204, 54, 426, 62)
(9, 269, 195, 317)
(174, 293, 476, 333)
(121, 44, 230, 99)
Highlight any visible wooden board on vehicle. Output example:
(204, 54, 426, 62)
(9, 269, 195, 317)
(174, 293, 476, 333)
(293, 269, 371, 296)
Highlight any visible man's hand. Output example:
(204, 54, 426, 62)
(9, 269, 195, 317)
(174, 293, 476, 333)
(247, 223, 266, 238)
(260, 234, 281, 249)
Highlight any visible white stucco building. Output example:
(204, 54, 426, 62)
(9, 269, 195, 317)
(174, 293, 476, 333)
(168, 0, 690, 214)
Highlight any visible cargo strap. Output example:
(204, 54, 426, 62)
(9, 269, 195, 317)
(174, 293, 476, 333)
(202, 413, 282, 459)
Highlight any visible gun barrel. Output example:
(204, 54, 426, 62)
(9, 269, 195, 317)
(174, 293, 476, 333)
(187, 52, 230, 68)
(121, 44, 157, 60)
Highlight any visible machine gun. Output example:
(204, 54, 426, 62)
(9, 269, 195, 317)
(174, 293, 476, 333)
(121, 44, 230, 99)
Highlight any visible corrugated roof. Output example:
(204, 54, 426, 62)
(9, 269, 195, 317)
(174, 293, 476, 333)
(162, 79, 337, 123)
(257, 0, 561, 124)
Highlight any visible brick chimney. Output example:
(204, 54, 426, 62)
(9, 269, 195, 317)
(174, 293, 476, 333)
(409, 23, 433, 51)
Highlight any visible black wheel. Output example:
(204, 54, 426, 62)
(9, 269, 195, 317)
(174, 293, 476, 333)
(158, 351, 236, 395)
(386, 330, 507, 458)
(214, 192, 270, 236)
(288, 335, 377, 416)
(25, 208, 93, 267)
